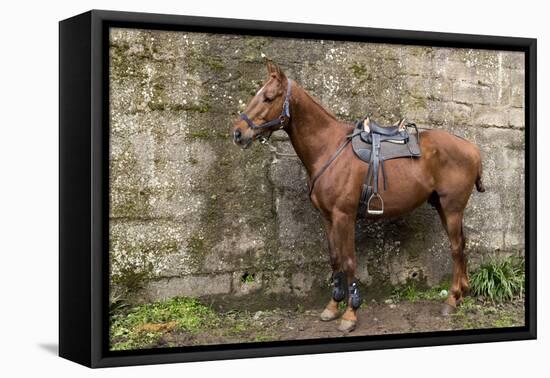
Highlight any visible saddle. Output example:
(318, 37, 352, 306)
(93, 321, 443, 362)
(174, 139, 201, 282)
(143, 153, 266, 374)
(350, 117, 421, 216)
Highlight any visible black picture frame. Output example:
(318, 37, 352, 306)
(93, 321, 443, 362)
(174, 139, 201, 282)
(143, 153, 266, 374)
(59, 9, 537, 368)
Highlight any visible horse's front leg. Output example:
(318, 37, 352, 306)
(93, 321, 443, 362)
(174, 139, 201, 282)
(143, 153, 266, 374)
(319, 218, 344, 322)
(338, 213, 361, 332)
(322, 211, 361, 332)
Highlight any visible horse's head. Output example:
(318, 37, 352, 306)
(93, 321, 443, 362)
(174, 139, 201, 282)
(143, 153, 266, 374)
(232, 62, 291, 148)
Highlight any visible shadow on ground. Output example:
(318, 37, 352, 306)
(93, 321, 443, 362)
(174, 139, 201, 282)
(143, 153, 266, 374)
(38, 343, 58, 355)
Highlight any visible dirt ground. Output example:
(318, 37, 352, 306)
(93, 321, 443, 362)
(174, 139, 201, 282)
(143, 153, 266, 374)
(157, 298, 525, 348)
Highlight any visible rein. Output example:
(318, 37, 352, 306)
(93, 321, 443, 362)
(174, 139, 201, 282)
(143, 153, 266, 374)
(240, 79, 293, 133)
(308, 135, 352, 197)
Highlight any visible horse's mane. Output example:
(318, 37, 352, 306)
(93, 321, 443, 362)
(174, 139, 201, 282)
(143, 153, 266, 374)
(298, 84, 354, 129)
(299, 85, 339, 122)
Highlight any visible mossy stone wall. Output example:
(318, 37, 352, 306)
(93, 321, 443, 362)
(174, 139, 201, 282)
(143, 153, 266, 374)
(109, 28, 525, 308)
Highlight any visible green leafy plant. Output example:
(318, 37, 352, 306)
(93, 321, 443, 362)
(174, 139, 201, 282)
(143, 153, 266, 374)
(110, 297, 220, 350)
(241, 272, 255, 283)
(391, 285, 420, 302)
(390, 283, 449, 303)
(470, 256, 524, 303)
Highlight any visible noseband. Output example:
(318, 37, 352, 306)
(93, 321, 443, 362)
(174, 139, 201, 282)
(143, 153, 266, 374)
(239, 79, 292, 132)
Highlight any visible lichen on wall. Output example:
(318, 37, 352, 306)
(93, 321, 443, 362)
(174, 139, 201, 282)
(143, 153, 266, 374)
(109, 28, 525, 307)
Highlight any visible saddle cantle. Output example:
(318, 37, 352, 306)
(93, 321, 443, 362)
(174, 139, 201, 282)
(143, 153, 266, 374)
(359, 119, 409, 145)
(350, 117, 422, 216)
(366, 119, 402, 136)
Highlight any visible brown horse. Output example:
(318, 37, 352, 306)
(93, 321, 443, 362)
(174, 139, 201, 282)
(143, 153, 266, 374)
(232, 62, 485, 332)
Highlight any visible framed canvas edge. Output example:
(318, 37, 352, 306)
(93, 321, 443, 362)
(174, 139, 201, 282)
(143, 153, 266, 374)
(93, 330, 535, 368)
(58, 9, 537, 368)
(59, 11, 93, 367)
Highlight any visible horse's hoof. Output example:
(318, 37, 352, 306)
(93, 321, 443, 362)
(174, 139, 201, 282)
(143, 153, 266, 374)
(441, 303, 457, 316)
(320, 309, 339, 321)
(338, 319, 356, 332)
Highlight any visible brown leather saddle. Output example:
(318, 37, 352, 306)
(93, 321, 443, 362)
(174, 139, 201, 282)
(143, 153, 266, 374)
(351, 117, 421, 216)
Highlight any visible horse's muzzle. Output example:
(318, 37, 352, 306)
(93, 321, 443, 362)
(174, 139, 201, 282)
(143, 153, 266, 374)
(233, 128, 242, 143)
(232, 127, 253, 149)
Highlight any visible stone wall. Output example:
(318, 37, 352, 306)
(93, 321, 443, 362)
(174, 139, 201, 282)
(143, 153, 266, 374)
(109, 28, 525, 308)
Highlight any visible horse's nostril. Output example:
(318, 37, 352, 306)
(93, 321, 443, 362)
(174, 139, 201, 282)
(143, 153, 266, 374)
(234, 128, 242, 141)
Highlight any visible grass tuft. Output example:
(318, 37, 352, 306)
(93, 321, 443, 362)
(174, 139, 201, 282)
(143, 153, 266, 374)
(469, 256, 524, 303)
(110, 297, 282, 350)
(110, 297, 220, 350)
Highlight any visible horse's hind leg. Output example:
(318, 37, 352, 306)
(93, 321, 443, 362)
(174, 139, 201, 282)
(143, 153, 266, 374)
(434, 196, 469, 315)
(443, 212, 468, 315)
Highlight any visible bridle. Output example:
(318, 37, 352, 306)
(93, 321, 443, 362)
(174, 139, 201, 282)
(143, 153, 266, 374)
(239, 79, 292, 140)
(236, 78, 352, 198)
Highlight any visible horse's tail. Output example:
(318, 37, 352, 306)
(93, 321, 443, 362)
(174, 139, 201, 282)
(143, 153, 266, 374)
(475, 162, 486, 193)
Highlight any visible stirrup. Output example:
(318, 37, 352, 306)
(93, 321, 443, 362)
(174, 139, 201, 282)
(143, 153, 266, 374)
(367, 193, 384, 215)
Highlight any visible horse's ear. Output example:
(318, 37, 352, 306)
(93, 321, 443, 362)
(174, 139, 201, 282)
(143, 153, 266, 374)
(266, 61, 286, 80)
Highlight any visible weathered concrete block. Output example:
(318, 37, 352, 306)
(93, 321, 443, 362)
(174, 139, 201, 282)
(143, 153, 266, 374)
(264, 273, 292, 295)
(453, 81, 496, 105)
(502, 52, 525, 69)
(110, 219, 198, 293)
(427, 100, 472, 126)
(290, 272, 316, 296)
(508, 108, 525, 128)
(143, 274, 232, 302)
(510, 69, 525, 108)
(201, 224, 268, 274)
(398, 47, 435, 77)
(404, 75, 453, 102)
(471, 105, 524, 129)
(472, 105, 509, 127)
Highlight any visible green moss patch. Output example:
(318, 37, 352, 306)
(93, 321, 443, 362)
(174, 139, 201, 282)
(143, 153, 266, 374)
(110, 297, 219, 350)
(390, 282, 450, 303)
(349, 62, 368, 79)
(110, 296, 280, 350)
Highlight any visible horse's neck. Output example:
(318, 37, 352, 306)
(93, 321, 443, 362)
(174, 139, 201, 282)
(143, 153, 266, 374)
(285, 86, 351, 177)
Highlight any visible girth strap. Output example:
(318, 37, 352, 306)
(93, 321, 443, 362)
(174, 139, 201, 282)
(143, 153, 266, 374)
(372, 133, 381, 195)
(381, 159, 387, 191)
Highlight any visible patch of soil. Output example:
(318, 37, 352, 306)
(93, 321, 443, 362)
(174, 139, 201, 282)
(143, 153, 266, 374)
(159, 299, 525, 348)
